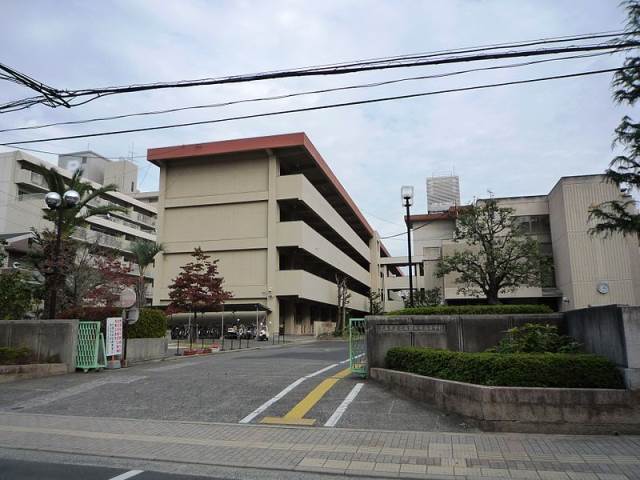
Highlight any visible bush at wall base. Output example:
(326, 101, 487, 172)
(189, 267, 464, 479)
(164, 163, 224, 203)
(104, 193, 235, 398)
(58, 307, 167, 338)
(387, 304, 553, 316)
(385, 347, 624, 389)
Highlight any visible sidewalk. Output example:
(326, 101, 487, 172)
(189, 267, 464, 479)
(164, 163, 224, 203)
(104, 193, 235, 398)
(0, 412, 638, 479)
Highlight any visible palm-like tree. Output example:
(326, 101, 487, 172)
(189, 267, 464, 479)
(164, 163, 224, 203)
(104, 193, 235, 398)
(33, 164, 127, 236)
(130, 240, 164, 307)
(31, 164, 128, 317)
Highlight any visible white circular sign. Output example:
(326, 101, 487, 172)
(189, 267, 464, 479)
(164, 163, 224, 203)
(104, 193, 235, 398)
(117, 287, 137, 308)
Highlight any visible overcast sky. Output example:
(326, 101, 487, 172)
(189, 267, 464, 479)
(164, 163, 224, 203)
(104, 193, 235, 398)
(0, 1, 632, 254)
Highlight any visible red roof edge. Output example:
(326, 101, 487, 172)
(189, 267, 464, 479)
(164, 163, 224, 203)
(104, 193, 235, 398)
(147, 132, 375, 239)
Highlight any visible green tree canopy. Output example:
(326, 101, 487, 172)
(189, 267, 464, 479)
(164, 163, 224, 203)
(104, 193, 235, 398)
(435, 199, 549, 305)
(590, 1, 640, 235)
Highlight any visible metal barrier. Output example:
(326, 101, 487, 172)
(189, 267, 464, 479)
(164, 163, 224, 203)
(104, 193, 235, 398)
(76, 321, 107, 372)
(349, 318, 367, 378)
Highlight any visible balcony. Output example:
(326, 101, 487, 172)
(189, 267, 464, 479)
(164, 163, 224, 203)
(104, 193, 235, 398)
(276, 270, 369, 312)
(277, 221, 370, 286)
(16, 168, 48, 191)
(72, 227, 131, 252)
(276, 175, 371, 263)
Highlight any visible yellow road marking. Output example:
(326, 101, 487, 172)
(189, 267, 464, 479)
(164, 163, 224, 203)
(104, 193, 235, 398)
(261, 368, 351, 426)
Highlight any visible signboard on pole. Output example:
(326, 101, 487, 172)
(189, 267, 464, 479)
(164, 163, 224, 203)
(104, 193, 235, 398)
(106, 317, 123, 356)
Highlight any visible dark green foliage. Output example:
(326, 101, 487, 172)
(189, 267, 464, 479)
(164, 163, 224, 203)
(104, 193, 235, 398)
(387, 304, 552, 316)
(0, 346, 34, 365)
(128, 308, 167, 339)
(58, 306, 166, 338)
(490, 323, 581, 354)
(407, 288, 442, 308)
(0, 271, 35, 319)
(386, 347, 624, 389)
(589, 1, 640, 235)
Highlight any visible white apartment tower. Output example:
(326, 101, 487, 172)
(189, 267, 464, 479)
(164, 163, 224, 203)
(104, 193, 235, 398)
(427, 175, 460, 213)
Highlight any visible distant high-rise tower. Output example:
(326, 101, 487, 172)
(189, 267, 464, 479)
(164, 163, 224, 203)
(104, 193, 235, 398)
(427, 175, 460, 213)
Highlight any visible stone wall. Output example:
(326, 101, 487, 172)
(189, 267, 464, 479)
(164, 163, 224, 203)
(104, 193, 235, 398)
(126, 337, 168, 364)
(365, 314, 564, 369)
(371, 368, 640, 434)
(566, 305, 640, 389)
(0, 320, 78, 372)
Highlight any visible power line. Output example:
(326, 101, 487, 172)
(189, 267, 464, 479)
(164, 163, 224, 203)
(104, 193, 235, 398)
(0, 32, 634, 113)
(0, 49, 627, 134)
(1, 66, 631, 147)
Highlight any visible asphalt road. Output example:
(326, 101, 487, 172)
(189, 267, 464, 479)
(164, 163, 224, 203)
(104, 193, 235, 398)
(0, 339, 473, 431)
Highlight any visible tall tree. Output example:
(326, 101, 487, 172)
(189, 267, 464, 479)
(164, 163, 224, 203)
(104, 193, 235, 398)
(30, 165, 126, 316)
(129, 240, 164, 307)
(167, 248, 232, 348)
(0, 241, 35, 319)
(590, 1, 640, 235)
(335, 275, 351, 333)
(436, 199, 549, 304)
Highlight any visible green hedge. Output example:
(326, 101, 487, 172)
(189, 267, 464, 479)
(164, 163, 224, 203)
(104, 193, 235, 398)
(0, 346, 34, 365)
(128, 308, 167, 339)
(385, 347, 624, 389)
(387, 304, 553, 316)
(59, 307, 167, 339)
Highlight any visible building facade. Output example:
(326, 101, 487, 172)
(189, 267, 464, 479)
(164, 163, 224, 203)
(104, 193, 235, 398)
(0, 149, 159, 303)
(426, 175, 460, 213)
(148, 133, 395, 334)
(381, 174, 640, 311)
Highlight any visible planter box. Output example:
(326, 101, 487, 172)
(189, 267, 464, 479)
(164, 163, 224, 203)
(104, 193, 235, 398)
(126, 338, 168, 364)
(370, 367, 640, 434)
(0, 363, 68, 383)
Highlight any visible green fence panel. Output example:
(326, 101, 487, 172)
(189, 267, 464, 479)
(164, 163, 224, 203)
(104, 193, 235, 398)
(76, 321, 106, 372)
(349, 318, 367, 378)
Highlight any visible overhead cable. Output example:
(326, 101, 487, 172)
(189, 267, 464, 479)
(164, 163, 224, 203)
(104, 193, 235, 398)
(0, 66, 631, 146)
(0, 49, 628, 134)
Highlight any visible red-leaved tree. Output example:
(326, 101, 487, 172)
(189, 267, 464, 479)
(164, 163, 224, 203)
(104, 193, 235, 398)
(167, 248, 232, 347)
(84, 255, 136, 307)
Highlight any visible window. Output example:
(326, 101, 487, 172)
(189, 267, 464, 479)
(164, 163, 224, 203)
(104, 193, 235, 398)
(131, 182, 134, 192)
(81, 156, 87, 164)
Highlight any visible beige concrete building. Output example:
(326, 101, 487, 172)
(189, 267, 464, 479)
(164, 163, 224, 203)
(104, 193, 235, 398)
(381, 174, 640, 311)
(148, 133, 396, 334)
(0, 150, 158, 303)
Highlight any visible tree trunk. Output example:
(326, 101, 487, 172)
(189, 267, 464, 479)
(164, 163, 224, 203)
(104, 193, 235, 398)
(486, 290, 499, 305)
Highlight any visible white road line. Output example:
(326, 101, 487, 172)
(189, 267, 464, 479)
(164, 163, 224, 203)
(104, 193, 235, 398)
(339, 353, 363, 364)
(238, 362, 342, 424)
(108, 470, 144, 480)
(324, 383, 364, 427)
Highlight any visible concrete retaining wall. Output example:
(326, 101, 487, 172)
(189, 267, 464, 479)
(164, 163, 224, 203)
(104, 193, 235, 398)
(365, 314, 565, 369)
(370, 368, 640, 434)
(0, 363, 67, 383)
(313, 321, 334, 337)
(566, 305, 640, 389)
(0, 320, 78, 372)
(126, 337, 168, 364)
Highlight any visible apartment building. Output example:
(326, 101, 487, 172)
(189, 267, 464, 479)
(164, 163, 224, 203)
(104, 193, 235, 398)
(0, 150, 158, 303)
(381, 174, 640, 311)
(148, 132, 396, 334)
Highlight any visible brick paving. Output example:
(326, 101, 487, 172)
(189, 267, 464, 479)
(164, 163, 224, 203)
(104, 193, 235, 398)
(0, 413, 638, 479)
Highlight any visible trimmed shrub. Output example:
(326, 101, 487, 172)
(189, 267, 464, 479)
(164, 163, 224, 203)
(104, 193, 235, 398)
(0, 346, 34, 365)
(385, 347, 624, 389)
(489, 323, 581, 354)
(128, 308, 167, 339)
(387, 304, 553, 316)
(58, 306, 120, 334)
(58, 307, 166, 338)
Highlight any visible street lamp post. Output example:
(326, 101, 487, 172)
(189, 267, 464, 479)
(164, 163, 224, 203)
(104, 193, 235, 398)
(44, 189, 80, 319)
(401, 186, 414, 308)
